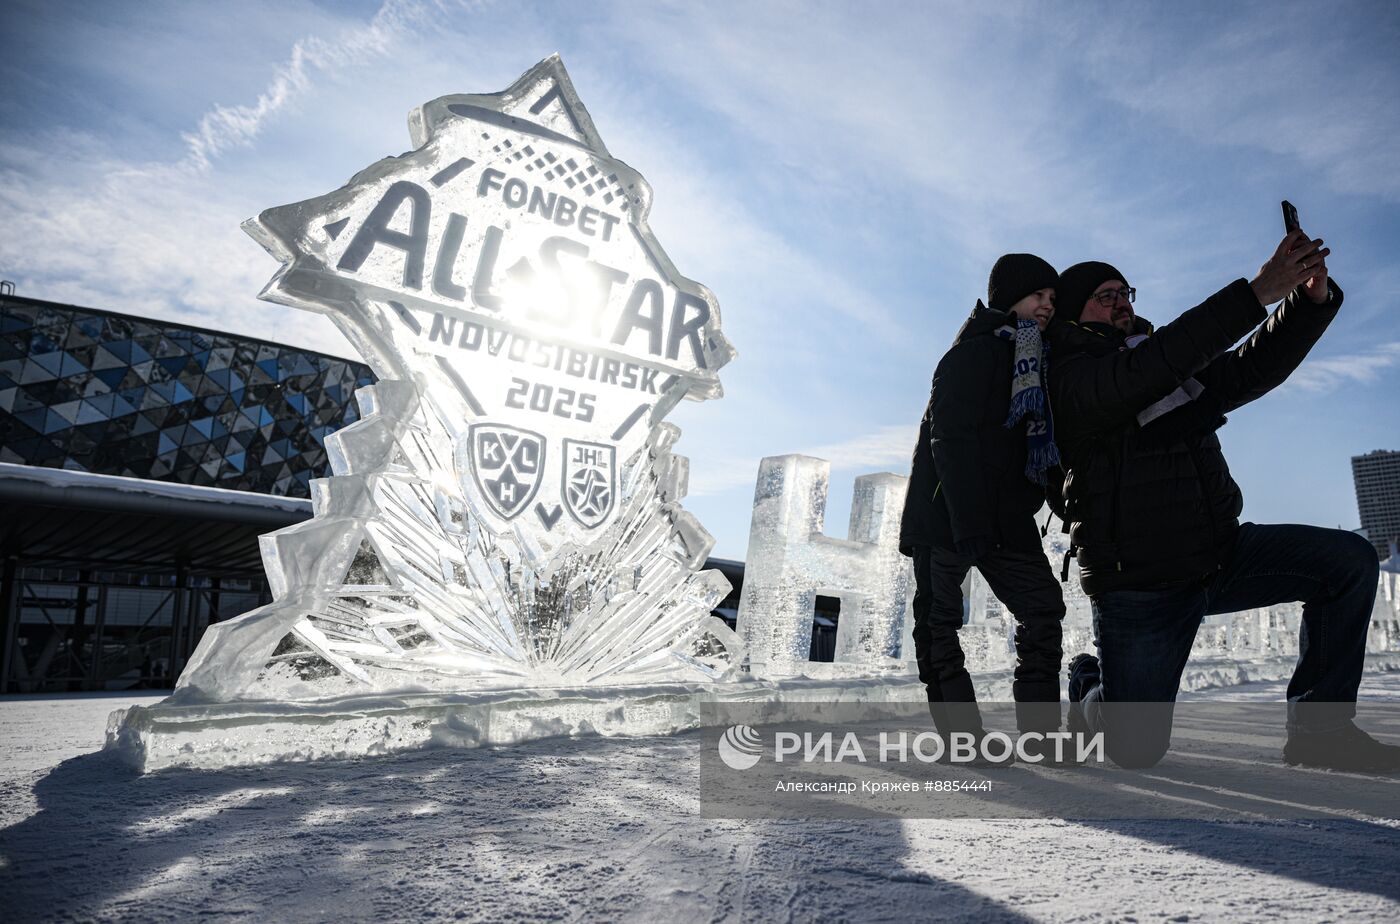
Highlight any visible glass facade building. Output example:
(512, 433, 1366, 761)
(1353, 449, 1400, 559)
(1, 294, 373, 497)
(0, 293, 372, 692)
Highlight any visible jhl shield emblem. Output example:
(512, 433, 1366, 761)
(562, 439, 616, 529)
(470, 425, 545, 520)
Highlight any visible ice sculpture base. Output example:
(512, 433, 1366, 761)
(105, 671, 926, 773)
(106, 655, 1400, 772)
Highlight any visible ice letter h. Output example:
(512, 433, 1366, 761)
(736, 455, 911, 678)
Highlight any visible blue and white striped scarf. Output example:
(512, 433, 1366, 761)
(996, 318, 1060, 485)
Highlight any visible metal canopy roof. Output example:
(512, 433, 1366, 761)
(0, 463, 310, 575)
(0, 463, 749, 583)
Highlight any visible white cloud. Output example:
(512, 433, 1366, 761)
(180, 0, 434, 170)
(688, 423, 914, 498)
(1075, 1, 1400, 202)
(797, 424, 917, 471)
(1285, 341, 1400, 393)
(0, 0, 457, 357)
(608, 1, 1096, 240)
(0, 129, 352, 356)
(600, 114, 907, 347)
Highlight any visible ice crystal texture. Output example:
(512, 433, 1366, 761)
(736, 455, 911, 677)
(173, 56, 741, 703)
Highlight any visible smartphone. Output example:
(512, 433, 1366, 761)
(1282, 200, 1300, 234)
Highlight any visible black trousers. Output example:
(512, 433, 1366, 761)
(910, 545, 1066, 732)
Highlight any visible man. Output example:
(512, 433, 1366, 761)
(900, 253, 1066, 759)
(1048, 228, 1397, 771)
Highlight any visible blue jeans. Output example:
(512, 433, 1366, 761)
(1080, 523, 1379, 768)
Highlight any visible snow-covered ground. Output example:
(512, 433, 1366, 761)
(3, 675, 1399, 923)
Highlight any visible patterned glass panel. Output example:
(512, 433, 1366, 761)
(0, 296, 374, 497)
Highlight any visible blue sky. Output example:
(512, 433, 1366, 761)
(1, 0, 1397, 559)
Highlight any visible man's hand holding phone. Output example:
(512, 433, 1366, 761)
(1252, 228, 1329, 306)
(1281, 200, 1331, 304)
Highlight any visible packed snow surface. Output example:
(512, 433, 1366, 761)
(4, 674, 1400, 922)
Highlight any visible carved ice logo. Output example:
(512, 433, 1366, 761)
(174, 55, 744, 703)
(470, 424, 544, 519)
(563, 439, 615, 528)
(718, 725, 763, 771)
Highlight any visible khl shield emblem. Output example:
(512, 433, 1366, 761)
(562, 439, 616, 529)
(470, 424, 545, 520)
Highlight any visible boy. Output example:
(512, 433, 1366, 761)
(900, 254, 1067, 754)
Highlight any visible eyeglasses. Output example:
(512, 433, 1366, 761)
(1090, 286, 1136, 308)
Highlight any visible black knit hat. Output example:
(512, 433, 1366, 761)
(987, 253, 1058, 312)
(1056, 261, 1129, 322)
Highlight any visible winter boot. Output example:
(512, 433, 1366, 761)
(1283, 722, 1400, 772)
(927, 673, 1014, 767)
(1065, 653, 1100, 736)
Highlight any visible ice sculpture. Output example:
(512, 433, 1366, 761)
(736, 455, 911, 677)
(172, 56, 741, 703)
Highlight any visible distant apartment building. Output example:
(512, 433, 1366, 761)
(1352, 450, 1400, 558)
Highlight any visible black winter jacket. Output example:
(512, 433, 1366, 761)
(1047, 278, 1341, 594)
(899, 303, 1049, 555)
